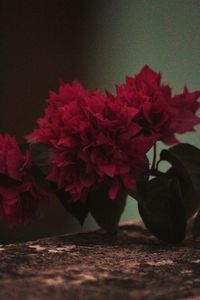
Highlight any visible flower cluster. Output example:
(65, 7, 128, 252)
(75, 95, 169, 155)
(27, 66, 200, 204)
(1, 65, 200, 232)
(0, 134, 49, 226)
(28, 81, 156, 202)
(108, 65, 200, 144)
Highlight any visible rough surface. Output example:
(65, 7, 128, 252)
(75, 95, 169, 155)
(0, 220, 200, 300)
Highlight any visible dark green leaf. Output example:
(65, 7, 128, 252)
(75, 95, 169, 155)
(51, 184, 88, 226)
(29, 165, 47, 182)
(128, 164, 150, 203)
(160, 143, 200, 218)
(138, 176, 186, 244)
(30, 143, 53, 175)
(19, 142, 30, 153)
(88, 187, 127, 234)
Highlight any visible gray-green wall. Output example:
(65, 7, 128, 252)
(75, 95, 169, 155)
(85, 0, 200, 221)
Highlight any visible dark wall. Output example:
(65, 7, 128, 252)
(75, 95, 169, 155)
(0, 0, 99, 139)
(0, 0, 99, 243)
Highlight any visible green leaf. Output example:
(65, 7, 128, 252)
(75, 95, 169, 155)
(52, 184, 89, 226)
(87, 187, 127, 234)
(30, 143, 53, 175)
(138, 176, 186, 244)
(19, 142, 30, 153)
(160, 143, 200, 218)
(19, 142, 48, 183)
(29, 165, 47, 182)
(128, 164, 150, 203)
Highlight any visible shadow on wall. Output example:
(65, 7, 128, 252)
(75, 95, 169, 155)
(0, 0, 100, 243)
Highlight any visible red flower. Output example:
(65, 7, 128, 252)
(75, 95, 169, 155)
(0, 134, 49, 226)
(27, 81, 156, 201)
(109, 65, 200, 145)
(170, 86, 200, 134)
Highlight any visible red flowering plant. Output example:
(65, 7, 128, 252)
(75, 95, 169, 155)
(1, 65, 200, 244)
(0, 134, 50, 227)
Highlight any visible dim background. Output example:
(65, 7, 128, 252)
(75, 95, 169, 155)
(0, 0, 200, 243)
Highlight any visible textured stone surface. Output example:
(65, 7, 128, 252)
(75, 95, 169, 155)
(0, 220, 200, 300)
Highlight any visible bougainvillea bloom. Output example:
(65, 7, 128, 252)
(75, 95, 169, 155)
(27, 81, 156, 202)
(0, 134, 49, 226)
(109, 65, 200, 145)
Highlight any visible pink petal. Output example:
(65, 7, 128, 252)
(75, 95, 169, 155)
(109, 181, 120, 200)
(99, 164, 116, 177)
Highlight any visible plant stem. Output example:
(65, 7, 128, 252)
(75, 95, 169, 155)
(149, 144, 166, 177)
(151, 143, 157, 171)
